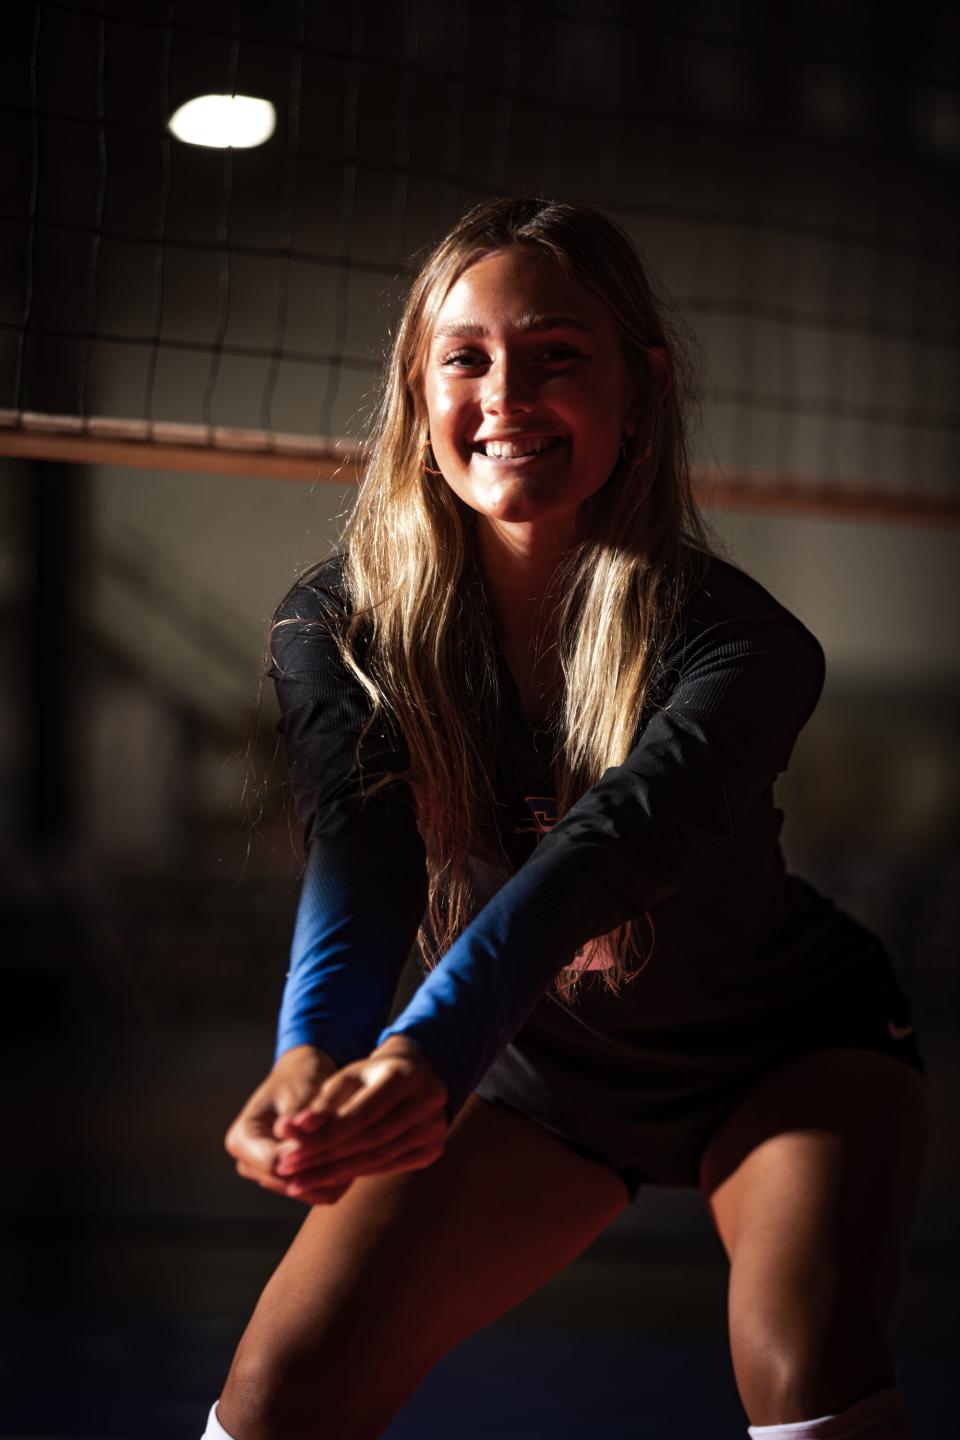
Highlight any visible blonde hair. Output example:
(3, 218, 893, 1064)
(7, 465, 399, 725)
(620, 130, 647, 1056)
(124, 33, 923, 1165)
(270, 195, 723, 1004)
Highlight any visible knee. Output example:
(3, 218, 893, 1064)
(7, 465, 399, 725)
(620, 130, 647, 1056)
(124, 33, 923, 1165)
(219, 1344, 389, 1440)
(730, 1269, 893, 1427)
(736, 1349, 834, 1429)
(732, 1319, 828, 1426)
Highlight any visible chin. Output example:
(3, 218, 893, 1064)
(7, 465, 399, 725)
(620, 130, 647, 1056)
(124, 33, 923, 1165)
(479, 491, 554, 521)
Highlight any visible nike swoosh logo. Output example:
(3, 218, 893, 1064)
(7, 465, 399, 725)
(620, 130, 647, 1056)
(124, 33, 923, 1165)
(887, 1020, 916, 1040)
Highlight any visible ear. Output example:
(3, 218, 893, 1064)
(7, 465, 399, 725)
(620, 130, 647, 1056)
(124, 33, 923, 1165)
(624, 346, 673, 436)
(647, 345, 673, 400)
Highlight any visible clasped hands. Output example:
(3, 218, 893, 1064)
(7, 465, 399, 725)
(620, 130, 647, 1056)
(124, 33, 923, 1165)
(226, 1034, 451, 1209)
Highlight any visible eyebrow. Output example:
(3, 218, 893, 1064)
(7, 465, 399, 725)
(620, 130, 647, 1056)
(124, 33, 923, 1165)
(432, 312, 593, 340)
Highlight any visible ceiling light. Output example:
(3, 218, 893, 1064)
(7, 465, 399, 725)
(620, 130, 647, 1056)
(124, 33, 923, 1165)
(168, 94, 276, 149)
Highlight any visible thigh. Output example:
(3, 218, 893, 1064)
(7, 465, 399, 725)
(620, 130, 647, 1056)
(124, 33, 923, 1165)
(219, 1091, 630, 1440)
(698, 1048, 927, 1422)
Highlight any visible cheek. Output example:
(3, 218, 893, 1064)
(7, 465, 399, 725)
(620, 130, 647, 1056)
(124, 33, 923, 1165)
(425, 374, 459, 424)
(428, 400, 475, 471)
(576, 374, 624, 431)
(570, 431, 625, 501)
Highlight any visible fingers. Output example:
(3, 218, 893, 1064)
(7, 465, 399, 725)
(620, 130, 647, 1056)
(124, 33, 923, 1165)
(273, 1110, 330, 1142)
(296, 1070, 389, 1136)
(296, 1063, 446, 1146)
(224, 1115, 278, 1173)
(234, 1156, 300, 1200)
(224, 1047, 448, 1210)
(284, 1141, 440, 1194)
(271, 1058, 450, 1197)
(235, 1154, 351, 1207)
(225, 1093, 329, 1194)
(277, 1119, 446, 1191)
(223, 1052, 348, 1207)
(277, 1095, 430, 1169)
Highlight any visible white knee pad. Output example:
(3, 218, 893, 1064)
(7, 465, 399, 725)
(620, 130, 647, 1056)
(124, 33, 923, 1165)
(747, 1387, 914, 1438)
(201, 1399, 238, 1440)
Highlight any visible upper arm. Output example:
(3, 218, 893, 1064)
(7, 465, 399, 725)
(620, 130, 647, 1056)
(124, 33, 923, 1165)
(268, 577, 419, 852)
(535, 608, 826, 917)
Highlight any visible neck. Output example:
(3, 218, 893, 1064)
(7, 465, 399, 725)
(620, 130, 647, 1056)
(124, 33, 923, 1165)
(475, 515, 574, 653)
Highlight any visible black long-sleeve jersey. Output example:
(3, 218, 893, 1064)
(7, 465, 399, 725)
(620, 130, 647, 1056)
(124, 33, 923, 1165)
(269, 548, 908, 1125)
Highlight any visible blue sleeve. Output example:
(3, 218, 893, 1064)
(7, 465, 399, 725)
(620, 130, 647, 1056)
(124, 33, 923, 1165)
(273, 810, 428, 1068)
(375, 605, 826, 1124)
(269, 565, 427, 1069)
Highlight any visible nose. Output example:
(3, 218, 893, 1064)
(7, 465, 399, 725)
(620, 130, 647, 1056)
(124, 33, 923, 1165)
(480, 353, 538, 417)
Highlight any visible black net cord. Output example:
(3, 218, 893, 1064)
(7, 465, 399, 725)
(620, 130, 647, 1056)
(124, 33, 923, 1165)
(77, 0, 106, 421)
(318, 0, 363, 440)
(199, 0, 242, 431)
(259, 0, 304, 438)
(142, 0, 175, 429)
(12, 2, 43, 417)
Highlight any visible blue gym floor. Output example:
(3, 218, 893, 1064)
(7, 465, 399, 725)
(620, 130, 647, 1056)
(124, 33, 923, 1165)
(1, 1234, 952, 1439)
(2, 1004, 953, 1438)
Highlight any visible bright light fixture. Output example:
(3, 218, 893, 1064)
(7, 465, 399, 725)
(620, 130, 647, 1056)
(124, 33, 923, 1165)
(168, 94, 276, 149)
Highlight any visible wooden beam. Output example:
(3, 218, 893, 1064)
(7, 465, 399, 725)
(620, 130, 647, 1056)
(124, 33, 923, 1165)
(0, 412, 362, 483)
(1, 412, 956, 524)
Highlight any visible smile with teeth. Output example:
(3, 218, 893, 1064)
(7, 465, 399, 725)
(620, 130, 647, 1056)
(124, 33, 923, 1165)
(474, 436, 566, 460)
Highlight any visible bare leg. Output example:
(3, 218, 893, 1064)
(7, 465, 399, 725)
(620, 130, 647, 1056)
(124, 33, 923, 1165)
(699, 1049, 927, 1429)
(216, 1091, 631, 1440)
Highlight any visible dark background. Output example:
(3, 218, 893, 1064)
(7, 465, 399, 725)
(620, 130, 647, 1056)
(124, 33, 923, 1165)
(0, 2, 957, 1436)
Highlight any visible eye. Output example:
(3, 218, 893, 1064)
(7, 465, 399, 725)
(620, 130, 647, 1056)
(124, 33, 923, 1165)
(439, 350, 480, 368)
(439, 345, 580, 368)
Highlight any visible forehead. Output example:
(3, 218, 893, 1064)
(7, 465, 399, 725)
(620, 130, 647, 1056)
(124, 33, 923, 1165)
(430, 247, 614, 342)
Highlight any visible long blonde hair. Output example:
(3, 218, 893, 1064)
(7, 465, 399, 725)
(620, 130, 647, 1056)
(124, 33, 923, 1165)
(271, 196, 723, 1004)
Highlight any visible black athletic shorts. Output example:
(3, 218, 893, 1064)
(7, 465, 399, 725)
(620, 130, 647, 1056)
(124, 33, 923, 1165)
(473, 912, 924, 1204)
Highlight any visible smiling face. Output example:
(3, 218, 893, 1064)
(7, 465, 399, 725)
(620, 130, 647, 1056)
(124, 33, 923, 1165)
(421, 246, 641, 543)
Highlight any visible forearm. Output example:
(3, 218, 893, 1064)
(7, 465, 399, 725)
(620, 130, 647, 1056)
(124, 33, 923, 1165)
(275, 820, 428, 1067)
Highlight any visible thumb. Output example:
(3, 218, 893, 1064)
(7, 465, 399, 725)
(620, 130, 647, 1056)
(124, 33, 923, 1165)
(270, 1079, 324, 1142)
(296, 1070, 366, 1131)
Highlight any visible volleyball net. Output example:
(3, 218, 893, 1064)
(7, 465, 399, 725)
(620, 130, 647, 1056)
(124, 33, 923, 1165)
(2, 0, 957, 522)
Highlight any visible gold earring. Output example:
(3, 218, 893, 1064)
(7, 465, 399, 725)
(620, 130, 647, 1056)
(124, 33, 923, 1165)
(423, 439, 443, 476)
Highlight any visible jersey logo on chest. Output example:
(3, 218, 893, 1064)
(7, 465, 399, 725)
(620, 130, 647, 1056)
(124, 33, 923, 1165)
(515, 795, 558, 843)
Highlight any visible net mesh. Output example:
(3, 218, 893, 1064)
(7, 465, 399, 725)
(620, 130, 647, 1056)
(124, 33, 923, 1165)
(2, 0, 958, 518)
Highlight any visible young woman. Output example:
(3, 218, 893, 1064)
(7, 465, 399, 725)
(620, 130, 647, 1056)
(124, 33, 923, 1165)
(204, 197, 926, 1440)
